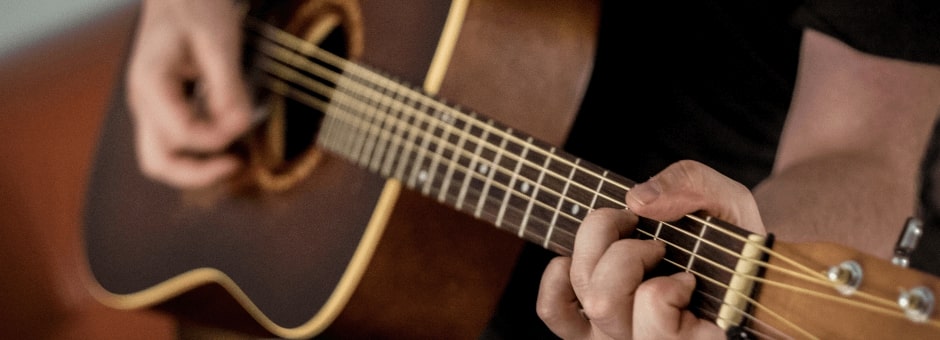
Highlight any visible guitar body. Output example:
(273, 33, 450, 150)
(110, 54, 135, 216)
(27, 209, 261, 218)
(83, 0, 599, 338)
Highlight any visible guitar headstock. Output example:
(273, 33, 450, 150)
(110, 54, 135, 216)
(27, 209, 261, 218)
(743, 240, 940, 339)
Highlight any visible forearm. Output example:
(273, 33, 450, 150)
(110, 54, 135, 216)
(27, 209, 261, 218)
(752, 29, 940, 259)
(753, 154, 920, 259)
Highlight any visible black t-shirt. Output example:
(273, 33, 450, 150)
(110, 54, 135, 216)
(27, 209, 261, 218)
(483, 0, 940, 338)
(914, 118, 940, 276)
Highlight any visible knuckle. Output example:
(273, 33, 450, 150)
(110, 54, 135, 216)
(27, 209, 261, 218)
(580, 296, 618, 323)
(535, 299, 561, 322)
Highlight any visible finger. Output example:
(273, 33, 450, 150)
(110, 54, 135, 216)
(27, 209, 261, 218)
(537, 257, 592, 339)
(569, 208, 635, 291)
(126, 21, 231, 154)
(135, 122, 242, 189)
(189, 0, 253, 140)
(129, 1, 252, 154)
(578, 238, 665, 339)
(633, 272, 725, 339)
(625, 160, 765, 233)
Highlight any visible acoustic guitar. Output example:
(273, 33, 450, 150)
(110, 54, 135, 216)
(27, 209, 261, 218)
(82, 0, 940, 339)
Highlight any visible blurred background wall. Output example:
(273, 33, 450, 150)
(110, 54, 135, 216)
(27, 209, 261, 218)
(0, 0, 134, 57)
(0, 1, 178, 339)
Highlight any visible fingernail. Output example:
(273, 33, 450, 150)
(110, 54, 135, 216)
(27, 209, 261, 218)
(630, 179, 661, 206)
(673, 272, 696, 286)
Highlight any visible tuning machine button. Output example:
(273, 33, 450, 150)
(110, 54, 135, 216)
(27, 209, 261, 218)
(827, 260, 863, 296)
(898, 286, 935, 323)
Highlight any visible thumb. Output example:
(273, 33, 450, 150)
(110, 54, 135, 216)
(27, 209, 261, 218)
(190, 4, 253, 141)
(625, 160, 765, 233)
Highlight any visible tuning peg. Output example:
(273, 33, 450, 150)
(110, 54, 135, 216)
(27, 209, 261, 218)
(826, 260, 862, 295)
(898, 286, 934, 323)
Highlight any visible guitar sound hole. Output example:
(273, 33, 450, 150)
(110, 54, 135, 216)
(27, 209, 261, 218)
(240, 1, 365, 192)
(280, 27, 348, 162)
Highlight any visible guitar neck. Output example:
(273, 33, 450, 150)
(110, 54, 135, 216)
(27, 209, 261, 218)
(251, 22, 767, 330)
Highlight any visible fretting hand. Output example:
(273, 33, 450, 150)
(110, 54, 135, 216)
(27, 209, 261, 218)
(536, 160, 766, 339)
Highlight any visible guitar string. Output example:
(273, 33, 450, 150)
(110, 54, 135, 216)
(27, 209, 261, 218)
(243, 18, 923, 332)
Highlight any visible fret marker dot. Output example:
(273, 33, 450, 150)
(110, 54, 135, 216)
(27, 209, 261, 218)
(571, 204, 580, 216)
(418, 170, 428, 183)
(478, 164, 489, 175)
(520, 182, 530, 193)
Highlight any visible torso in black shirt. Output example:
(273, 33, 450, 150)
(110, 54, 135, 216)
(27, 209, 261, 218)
(483, 0, 940, 338)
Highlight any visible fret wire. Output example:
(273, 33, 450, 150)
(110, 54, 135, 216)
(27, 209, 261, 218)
(333, 79, 366, 165)
(496, 128, 524, 231)
(358, 78, 385, 168)
(437, 106, 473, 203)
(405, 104, 438, 189)
(324, 80, 356, 157)
(378, 77, 406, 177)
(588, 170, 607, 210)
(367, 77, 398, 173)
(518, 143, 552, 238)
(333, 86, 360, 160)
(456, 115, 490, 210)
(687, 221, 710, 272)
(392, 95, 422, 182)
(380, 85, 421, 178)
(350, 81, 378, 167)
(420, 102, 450, 195)
(368, 72, 394, 176)
(544, 158, 580, 249)
(342, 78, 373, 168)
(475, 123, 507, 219)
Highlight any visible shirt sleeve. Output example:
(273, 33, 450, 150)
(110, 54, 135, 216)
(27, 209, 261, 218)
(793, 0, 940, 65)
